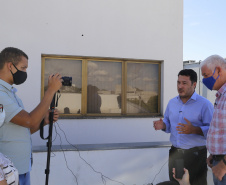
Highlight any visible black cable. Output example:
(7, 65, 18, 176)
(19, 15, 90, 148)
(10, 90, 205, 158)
(55, 121, 125, 185)
(52, 125, 58, 142)
(50, 125, 58, 157)
(50, 151, 56, 158)
(53, 121, 169, 185)
(53, 123, 79, 185)
(151, 160, 168, 184)
(52, 122, 169, 185)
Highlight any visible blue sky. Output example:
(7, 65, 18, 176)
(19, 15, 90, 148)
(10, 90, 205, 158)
(184, 0, 226, 61)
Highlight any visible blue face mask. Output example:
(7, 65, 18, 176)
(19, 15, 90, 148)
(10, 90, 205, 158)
(202, 68, 219, 90)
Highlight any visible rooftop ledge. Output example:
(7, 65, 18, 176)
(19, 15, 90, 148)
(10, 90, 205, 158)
(33, 141, 171, 153)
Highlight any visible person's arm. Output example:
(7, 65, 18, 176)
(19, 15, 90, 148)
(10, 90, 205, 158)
(153, 103, 169, 131)
(153, 118, 166, 130)
(0, 179, 7, 185)
(30, 109, 60, 134)
(176, 117, 204, 135)
(207, 154, 213, 168)
(10, 74, 62, 133)
(0, 168, 7, 185)
(176, 101, 213, 136)
(198, 101, 214, 138)
(154, 103, 171, 133)
(162, 103, 171, 133)
(212, 155, 226, 181)
(173, 168, 190, 185)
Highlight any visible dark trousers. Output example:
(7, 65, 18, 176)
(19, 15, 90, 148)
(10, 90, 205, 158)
(168, 146, 207, 185)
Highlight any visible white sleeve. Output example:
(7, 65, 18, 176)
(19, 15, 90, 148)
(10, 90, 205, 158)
(0, 168, 5, 182)
(3, 165, 16, 185)
(0, 153, 18, 185)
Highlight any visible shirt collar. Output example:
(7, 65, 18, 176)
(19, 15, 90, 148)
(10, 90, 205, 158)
(190, 91, 197, 100)
(216, 83, 226, 97)
(177, 91, 197, 102)
(0, 79, 17, 93)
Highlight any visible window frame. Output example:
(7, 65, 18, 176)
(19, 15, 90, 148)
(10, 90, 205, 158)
(41, 54, 162, 118)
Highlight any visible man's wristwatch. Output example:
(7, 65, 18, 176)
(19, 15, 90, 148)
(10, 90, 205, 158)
(222, 156, 226, 165)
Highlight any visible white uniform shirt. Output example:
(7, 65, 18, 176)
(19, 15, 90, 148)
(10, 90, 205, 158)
(0, 152, 19, 185)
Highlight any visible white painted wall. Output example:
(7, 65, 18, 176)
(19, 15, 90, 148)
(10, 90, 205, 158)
(31, 149, 214, 185)
(0, 0, 183, 146)
(32, 148, 171, 185)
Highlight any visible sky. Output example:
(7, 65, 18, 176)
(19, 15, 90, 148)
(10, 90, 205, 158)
(183, 0, 226, 61)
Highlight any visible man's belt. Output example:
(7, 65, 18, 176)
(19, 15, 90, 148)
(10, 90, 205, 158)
(171, 145, 206, 154)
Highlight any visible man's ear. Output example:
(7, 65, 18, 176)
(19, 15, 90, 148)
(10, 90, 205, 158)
(193, 81, 197, 89)
(216, 66, 222, 75)
(7, 62, 13, 71)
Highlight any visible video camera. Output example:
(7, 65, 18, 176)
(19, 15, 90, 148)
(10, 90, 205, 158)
(62, 76, 72, 86)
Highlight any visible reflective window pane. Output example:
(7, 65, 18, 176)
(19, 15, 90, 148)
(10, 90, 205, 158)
(44, 58, 82, 114)
(87, 61, 122, 114)
(127, 63, 159, 113)
(42, 55, 161, 117)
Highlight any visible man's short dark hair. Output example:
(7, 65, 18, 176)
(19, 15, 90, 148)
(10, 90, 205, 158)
(156, 181, 178, 185)
(178, 69, 197, 83)
(0, 47, 28, 69)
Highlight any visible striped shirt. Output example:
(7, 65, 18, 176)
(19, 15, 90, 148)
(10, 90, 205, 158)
(0, 152, 19, 185)
(207, 83, 226, 154)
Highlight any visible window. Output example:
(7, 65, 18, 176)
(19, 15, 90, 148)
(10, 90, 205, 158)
(41, 55, 161, 117)
(126, 62, 160, 114)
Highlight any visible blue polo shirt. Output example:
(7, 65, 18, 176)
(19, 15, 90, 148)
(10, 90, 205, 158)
(0, 79, 31, 174)
(163, 92, 214, 149)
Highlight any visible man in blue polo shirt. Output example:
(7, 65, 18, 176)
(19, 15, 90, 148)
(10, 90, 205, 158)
(153, 69, 214, 185)
(0, 47, 62, 185)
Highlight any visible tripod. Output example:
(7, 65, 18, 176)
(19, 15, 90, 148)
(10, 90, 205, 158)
(40, 93, 58, 185)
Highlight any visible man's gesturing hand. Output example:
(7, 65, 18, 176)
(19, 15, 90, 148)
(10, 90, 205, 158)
(176, 117, 195, 134)
(153, 118, 166, 130)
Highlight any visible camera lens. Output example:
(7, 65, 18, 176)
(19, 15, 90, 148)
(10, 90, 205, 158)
(62, 76, 72, 86)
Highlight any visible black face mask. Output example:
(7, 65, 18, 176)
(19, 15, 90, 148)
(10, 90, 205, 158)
(10, 63, 27, 85)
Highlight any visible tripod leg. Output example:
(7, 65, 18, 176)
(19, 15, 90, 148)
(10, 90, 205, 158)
(45, 94, 56, 185)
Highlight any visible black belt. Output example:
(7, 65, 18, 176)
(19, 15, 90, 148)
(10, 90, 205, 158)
(171, 145, 206, 154)
(212, 155, 225, 161)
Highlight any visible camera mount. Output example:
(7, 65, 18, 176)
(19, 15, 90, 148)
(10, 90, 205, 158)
(39, 76, 71, 184)
(40, 92, 59, 185)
